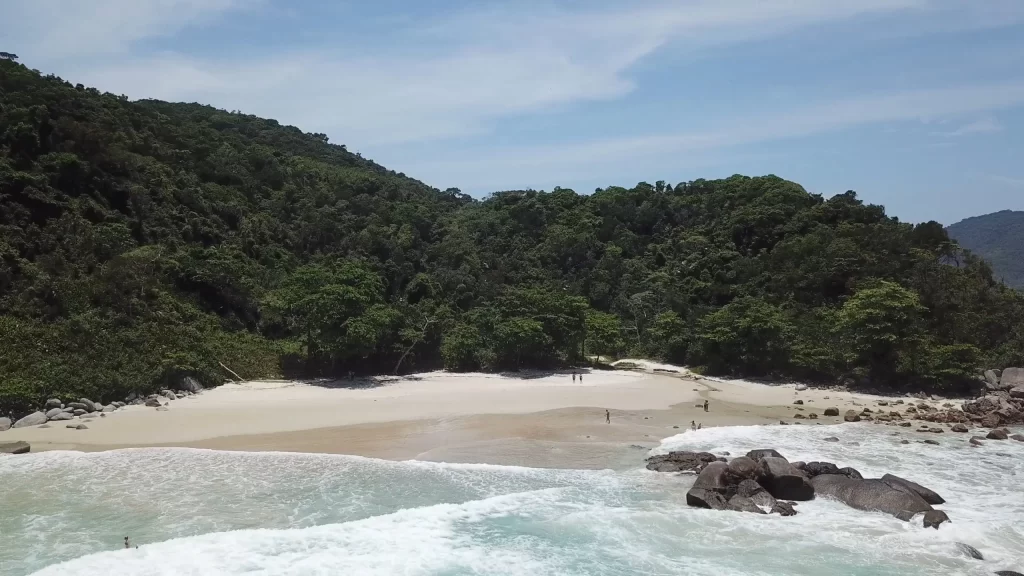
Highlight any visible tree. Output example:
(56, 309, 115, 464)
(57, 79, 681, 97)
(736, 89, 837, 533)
(586, 310, 624, 359)
(693, 298, 794, 376)
(835, 280, 925, 384)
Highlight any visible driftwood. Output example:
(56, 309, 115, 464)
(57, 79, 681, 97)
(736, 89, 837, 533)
(218, 360, 243, 382)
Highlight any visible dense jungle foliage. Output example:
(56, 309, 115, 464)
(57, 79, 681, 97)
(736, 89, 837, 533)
(2, 61, 1022, 414)
(947, 210, 1024, 289)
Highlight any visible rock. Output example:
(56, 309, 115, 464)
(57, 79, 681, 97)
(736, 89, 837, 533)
(80, 413, 98, 419)
(156, 406, 169, 412)
(844, 410, 861, 422)
(161, 390, 177, 400)
(1000, 367, 1024, 388)
(824, 407, 840, 416)
(923, 510, 950, 529)
(952, 423, 969, 433)
(736, 479, 777, 509)
(102, 405, 116, 413)
(145, 397, 163, 408)
(995, 572, 1024, 576)
(745, 449, 785, 461)
(809, 413, 818, 419)
(12, 411, 47, 428)
(929, 427, 944, 433)
(955, 542, 983, 560)
(49, 412, 73, 421)
(758, 457, 814, 501)
(0, 417, 10, 432)
(66, 402, 88, 411)
(72, 409, 86, 416)
(181, 376, 205, 393)
(793, 400, 803, 405)
(0, 441, 31, 454)
(986, 429, 1008, 440)
(881, 474, 945, 505)
(646, 451, 719, 473)
(45, 408, 64, 419)
(770, 501, 798, 516)
(794, 414, 806, 419)
(901, 439, 910, 444)
(899, 422, 912, 427)
(75, 424, 88, 430)
(1010, 434, 1024, 442)
(838, 467, 863, 480)
(686, 462, 737, 509)
(1010, 386, 1024, 399)
(923, 439, 940, 445)
(981, 413, 1000, 428)
(803, 461, 840, 476)
(970, 436, 986, 446)
(823, 436, 840, 443)
(727, 495, 767, 514)
(727, 456, 759, 481)
(810, 475, 933, 519)
(795, 384, 808, 391)
(45, 398, 62, 409)
(79, 398, 97, 412)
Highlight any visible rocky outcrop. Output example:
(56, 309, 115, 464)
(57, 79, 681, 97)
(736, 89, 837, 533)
(45, 398, 62, 409)
(0, 441, 31, 454)
(745, 449, 784, 461)
(881, 474, 945, 505)
(727, 456, 759, 481)
(12, 411, 46, 428)
(1000, 367, 1024, 388)
(646, 451, 720, 473)
(79, 398, 97, 412)
(727, 495, 766, 514)
(810, 475, 933, 519)
(923, 510, 950, 529)
(686, 462, 736, 509)
(736, 479, 777, 509)
(181, 376, 205, 393)
(758, 457, 814, 501)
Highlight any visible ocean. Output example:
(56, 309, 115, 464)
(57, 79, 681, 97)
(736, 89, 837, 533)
(2, 423, 1022, 576)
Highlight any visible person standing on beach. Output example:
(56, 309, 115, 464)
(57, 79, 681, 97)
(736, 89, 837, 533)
(703, 400, 709, 412)
(573, 372, 577, 382)
(691, 420, 696, 431)
(605, 409, 610, 424)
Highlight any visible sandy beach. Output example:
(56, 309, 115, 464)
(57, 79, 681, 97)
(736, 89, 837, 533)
(4, 362, 963, 468)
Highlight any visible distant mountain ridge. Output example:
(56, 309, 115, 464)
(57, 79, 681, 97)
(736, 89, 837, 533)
(947, 210, 1024, 288)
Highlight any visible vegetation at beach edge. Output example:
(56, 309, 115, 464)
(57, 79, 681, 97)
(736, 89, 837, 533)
(2, 60, 1023, 415)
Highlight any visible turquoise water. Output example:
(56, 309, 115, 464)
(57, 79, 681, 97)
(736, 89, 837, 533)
(2, 424, 1022, 575)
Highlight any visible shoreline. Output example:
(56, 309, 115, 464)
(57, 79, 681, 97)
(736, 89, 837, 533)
(2, 364, 967, 468)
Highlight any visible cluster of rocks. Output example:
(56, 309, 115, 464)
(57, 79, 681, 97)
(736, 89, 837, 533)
(0, 376, 206, 442)
(963, 368, 1024, 429)
(647, 448, 953, 528)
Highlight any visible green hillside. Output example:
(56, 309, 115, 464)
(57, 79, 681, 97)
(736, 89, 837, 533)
(2, 60, 1023, 415)
(947, 210, 1024, 289)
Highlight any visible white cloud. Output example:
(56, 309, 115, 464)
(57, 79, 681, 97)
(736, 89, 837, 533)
(941, 117, 1004, 136)
(0, 0, 250, 61)
(395, 83, 1024, 191)
(16, 0, 925, 145)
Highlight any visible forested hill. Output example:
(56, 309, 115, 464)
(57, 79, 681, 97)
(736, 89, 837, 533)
(2, 61, 1023, 415)
(947, 210, 1024, 289)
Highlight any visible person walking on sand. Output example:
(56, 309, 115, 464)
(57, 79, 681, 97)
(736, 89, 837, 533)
(573, 372, 577, 382)
(691, 420, 696, 431)
(703, 400, 709, 412)
(605, 409, 610, 424)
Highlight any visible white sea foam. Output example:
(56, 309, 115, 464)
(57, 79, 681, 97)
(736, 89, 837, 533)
(4, 426, 1023, 576)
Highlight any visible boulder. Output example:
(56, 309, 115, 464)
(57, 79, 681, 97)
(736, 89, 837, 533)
(687, 489, 732, 510)
(923, 439, 940, 445)
(1000, 367, 1024, 388)
(952, 423, 969, 433)
(646, 451, 719, 473)
(686, 462, 737, 509)
(758, 457, 814, 501)
(727, 495, 767, 514)
(145, 397, 163, 408)
(79, 398, 97, 412)
(981, 413, 1000, 428)
(1010, 386, 1024, 399)
(1011, 434, 1024, 442)
(923, 510, 950, 529)
(66, 402, 88, 411)
(102, 405, 116, 413)
(49, 412, 73, 421)
(75, 424, 88, 430)
(745, 449, 784, 462)
(986, 429, 1008, 440)
(810, 475, 933, 519)
(955, 542, 983, 560)
(12, 411, 47, 428)
(793, 400, 803, 405)
(160, 390, 177, 400)
(45, 398, 62, 409)
(65, 424, 79, 429)
(736, 479, 777, 509)
(181, 376, 204, 393)
(838, 467, 863, 480)
(770, 501, 798, 516)
(844, 410, 861, 422)
(45, 408, 64, 419)
(880, 474, 945, 505)
(809, 413, 818, 419)
(72, 409, 86, 416)
(823, 436, 839, 442)
(0, 441, 31, 454)
(970, 436, 986, 446)
(0, 417, 10, 432)
(824, 407, 840, 416)
(803, 461, 840, 477)
(727, 456, 759, 481)
(795, 384, 808, 391)
(995, 572, 1024, 576)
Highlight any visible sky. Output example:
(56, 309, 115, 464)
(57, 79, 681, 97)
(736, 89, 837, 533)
(2, 0, 1023, 224)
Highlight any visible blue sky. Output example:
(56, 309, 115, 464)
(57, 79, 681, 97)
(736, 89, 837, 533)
(3, 0, 1023, 224)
